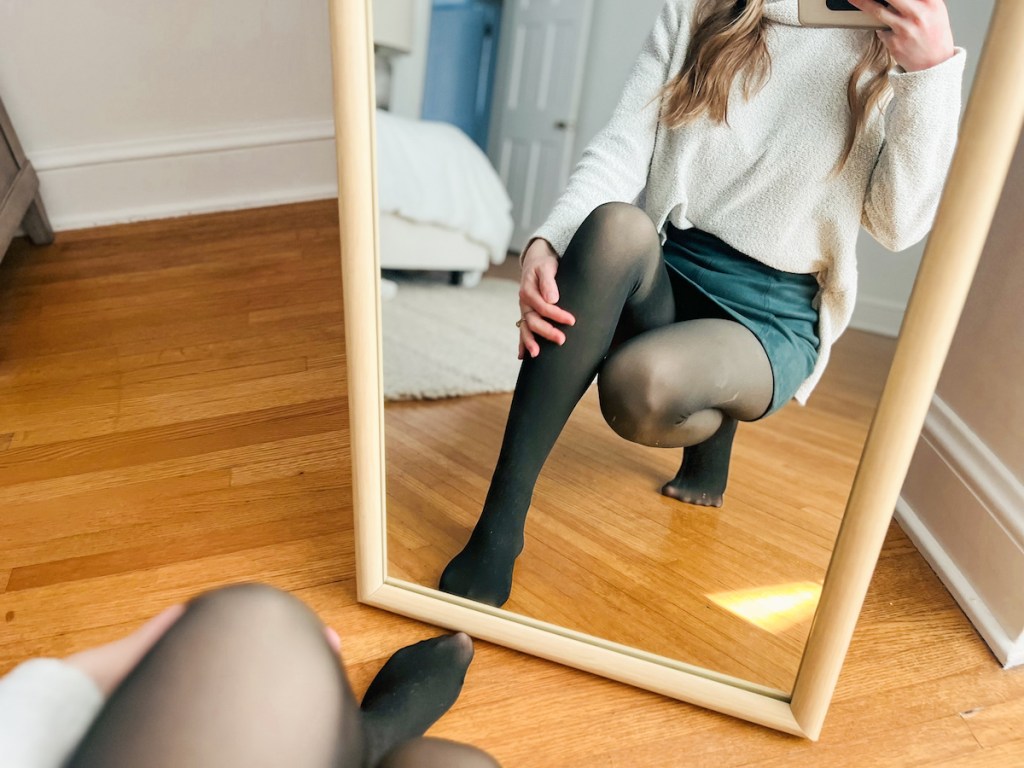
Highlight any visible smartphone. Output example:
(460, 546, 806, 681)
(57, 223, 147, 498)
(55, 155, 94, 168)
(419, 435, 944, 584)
(798, 0, 889, 28)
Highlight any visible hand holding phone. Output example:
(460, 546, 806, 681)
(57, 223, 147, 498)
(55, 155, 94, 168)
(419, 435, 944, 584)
(846, 0, 956, 72)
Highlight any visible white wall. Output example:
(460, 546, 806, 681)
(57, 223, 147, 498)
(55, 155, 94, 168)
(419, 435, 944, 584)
(0, 0, 337, 230)
(853, 0, 995, 336)
(388, 0, 663, 167)
(571, 0, 666, 163)
(387, 0, 433, 119)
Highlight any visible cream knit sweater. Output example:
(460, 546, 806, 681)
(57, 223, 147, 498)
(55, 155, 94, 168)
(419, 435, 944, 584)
(531, 0, 966, 403)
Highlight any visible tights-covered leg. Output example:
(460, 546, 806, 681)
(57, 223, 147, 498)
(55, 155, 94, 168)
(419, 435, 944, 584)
(598, 318, 773, 508)
(379, 738, 501, 768)
(440, 203, 678, 607)
(68, 584, 359, 768)
(360, 633, 474, 766)
(67, 585, 485, 768)
(440, 203, 776, 606)
(661, 416, 739, 507)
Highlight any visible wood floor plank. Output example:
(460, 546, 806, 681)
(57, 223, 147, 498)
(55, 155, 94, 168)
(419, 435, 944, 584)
(0, 469, 233, 561)
(229, 436, 348, 486)
(0, 534, 353, 656)
(112, 365, 344, 434)
(730, 714, 982, 768)
(932, 739, 1024, 767)
(7, 513, 344, 593)
(6, 473, 348, 590)
(112, 322, 345, 368)
(1, 202, 1021, 767)
(0, 429, 347, 508)
(960, 697, 1024, 748)
(0, 399, 345, 485)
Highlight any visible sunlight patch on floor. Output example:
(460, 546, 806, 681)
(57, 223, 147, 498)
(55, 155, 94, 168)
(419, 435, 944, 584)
(708, 582, 823, 634)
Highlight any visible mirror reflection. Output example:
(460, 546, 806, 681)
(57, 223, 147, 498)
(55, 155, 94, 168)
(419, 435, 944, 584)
(375, 0, 989, 693)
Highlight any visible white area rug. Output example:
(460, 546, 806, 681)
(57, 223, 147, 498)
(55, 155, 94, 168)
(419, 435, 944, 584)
(382, 277, 522, 401)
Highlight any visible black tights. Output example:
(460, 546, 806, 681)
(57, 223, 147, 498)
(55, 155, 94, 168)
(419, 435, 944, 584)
(440, 203, 774, 607)
(67, 584, 498, 768)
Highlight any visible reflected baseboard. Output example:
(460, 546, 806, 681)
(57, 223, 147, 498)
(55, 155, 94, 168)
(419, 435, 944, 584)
(850, 295, 905, 338)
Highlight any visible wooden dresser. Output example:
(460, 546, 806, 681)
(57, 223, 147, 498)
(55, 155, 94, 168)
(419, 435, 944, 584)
(0, 93, 53, 263)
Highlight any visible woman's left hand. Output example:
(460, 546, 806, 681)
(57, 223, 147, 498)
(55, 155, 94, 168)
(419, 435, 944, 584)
(64, 605, 186, 696)
(847, 0, 955, 72)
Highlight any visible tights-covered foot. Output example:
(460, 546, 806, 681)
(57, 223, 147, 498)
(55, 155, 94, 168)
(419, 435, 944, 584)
(438, 528, 523, 608)
(361, 633, 474, 766)
(661, 416, 738, 508)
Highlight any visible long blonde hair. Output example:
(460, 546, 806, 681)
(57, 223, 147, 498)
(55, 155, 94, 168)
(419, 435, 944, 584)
(660, 0, 894, 171)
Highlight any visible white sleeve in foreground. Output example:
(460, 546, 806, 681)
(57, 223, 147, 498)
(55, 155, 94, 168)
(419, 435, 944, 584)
(0, 659, 104, 768)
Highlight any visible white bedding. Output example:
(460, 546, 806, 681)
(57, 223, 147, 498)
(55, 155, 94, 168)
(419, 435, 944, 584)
(375, 109, 514, 264)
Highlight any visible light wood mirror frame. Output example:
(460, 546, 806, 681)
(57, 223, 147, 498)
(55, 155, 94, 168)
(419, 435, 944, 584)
(330, 0, 1024, 740)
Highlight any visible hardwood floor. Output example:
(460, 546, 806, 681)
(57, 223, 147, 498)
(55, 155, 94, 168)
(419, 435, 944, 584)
(1, 201, 1022, 766)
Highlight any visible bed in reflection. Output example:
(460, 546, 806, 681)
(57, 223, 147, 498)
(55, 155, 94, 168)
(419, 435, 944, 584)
(375, 108, 514, 288)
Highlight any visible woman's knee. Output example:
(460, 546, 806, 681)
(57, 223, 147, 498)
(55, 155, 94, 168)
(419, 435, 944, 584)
(187, 583, 322, 637)
(568, 202, 661, 273)
(598, 350, 681, 446)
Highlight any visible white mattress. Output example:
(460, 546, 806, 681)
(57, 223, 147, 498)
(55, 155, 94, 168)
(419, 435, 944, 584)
(375, 109, 513, 264)
(379, 212, 490, 273)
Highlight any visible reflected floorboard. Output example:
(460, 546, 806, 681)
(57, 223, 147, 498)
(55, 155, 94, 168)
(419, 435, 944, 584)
(387, 320, 894, 692)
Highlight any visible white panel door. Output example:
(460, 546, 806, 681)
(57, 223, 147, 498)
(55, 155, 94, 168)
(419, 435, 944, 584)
(489, 0, 594, 249)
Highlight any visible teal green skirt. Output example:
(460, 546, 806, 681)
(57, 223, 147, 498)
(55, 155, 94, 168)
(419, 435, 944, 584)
(662, 224, 820, 418)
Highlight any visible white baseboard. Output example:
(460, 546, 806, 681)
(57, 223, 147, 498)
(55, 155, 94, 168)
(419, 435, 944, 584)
(29, 120, 339, 231)
(924, 398, 1024, 550)
(849, 295, 905, 338)
(896, 498, 1024, 668)
(896, 396, 1024, 669)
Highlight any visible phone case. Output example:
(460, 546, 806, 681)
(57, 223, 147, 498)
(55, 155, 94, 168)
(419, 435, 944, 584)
(797, 0, 888, 29)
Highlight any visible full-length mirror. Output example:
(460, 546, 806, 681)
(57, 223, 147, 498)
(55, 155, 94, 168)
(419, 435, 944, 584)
(333, 0, 1024, 734)
(373, 0, 992, 695)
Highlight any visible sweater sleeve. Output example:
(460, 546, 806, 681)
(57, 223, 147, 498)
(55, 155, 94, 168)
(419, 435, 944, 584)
(0, 659, 104, 768)
(861, 48, 967, 252)
(529, 0, 688, 256)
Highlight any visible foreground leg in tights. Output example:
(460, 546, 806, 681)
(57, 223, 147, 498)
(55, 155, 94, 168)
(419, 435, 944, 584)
(67, 584, 488, 768)
(439, 203, 772, 607)
(380, 738, 500, 767)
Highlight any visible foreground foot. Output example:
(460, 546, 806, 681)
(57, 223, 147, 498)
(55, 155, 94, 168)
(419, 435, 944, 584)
(660, 416, 738, 508)
(660, 476, 726, 507)
(438, 531, 523, 608)
(360, 633, 474, 766)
